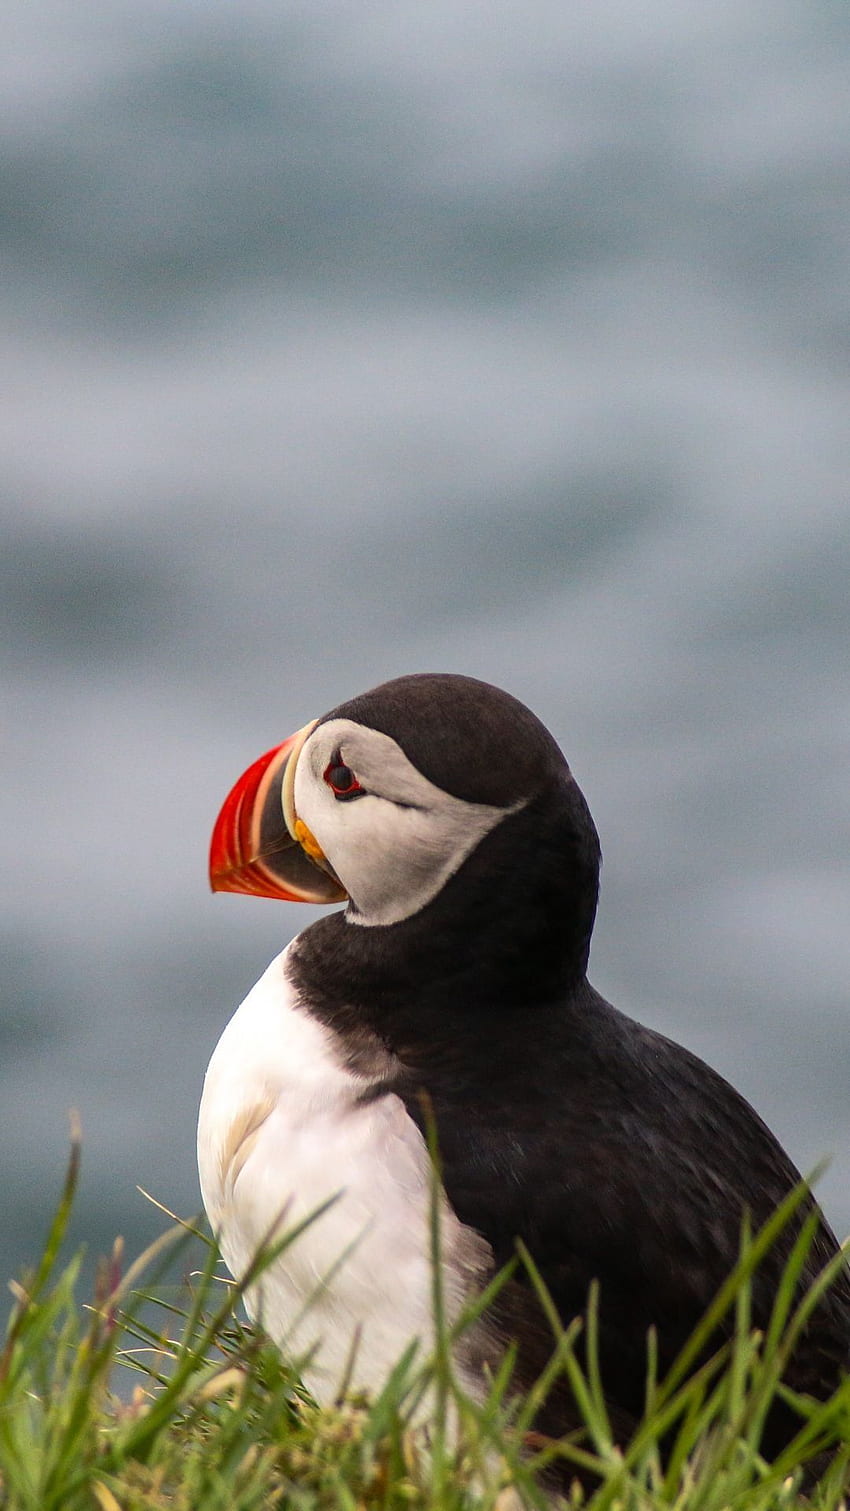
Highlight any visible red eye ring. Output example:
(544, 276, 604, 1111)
(323, 759, 365, 801)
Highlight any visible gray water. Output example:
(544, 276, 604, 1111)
(2, 0, 849, 1300)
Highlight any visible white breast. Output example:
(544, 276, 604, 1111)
(197, 942, 486, 1403)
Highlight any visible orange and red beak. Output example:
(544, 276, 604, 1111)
(209, 722, 347, 904)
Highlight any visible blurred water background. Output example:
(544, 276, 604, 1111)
(2, 0, 849, 1302)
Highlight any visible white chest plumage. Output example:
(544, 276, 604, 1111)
(197, 942, 485, 1403)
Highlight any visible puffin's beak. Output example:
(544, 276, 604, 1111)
(209, 721, 348, 904)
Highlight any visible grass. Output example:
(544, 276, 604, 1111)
(0, 1137, 848, 1511)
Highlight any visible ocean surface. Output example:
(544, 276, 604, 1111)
(2, 0, 849, 1303)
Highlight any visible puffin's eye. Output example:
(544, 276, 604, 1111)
(323, 757, 365, 801)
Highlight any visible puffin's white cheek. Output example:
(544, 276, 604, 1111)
(364, 810, 423, 879)
(290, 721, 517, 927)
(340, 804, 498, 927)
(291, 758, 333, 844)
(321, 802, 408, 906)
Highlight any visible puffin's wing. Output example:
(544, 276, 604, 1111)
(394, 1036, 850, 1436)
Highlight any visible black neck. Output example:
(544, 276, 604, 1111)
(289, 775, 600, 1067)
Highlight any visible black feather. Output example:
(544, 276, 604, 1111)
(289, 675, 850, 1469)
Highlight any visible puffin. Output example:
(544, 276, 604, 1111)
(198, 673, 850, 1464)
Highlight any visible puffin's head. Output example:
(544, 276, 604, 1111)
(210, 673, 598, 937)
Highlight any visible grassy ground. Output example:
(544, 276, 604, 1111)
(1, 1141, 848, 1511)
